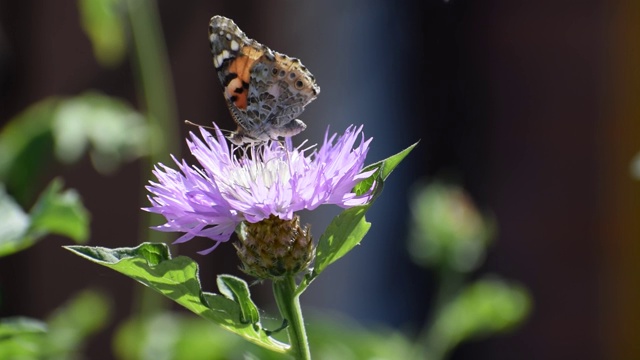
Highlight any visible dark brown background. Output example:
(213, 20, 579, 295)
(0, 1, 638, 359)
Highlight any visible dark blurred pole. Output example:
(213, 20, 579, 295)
(601, 1, 640, 358)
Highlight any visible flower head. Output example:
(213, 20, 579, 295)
(145, 124, 374, 255)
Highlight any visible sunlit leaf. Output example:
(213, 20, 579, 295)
(313, 205, 371, 277)
(65, 243, 289, 353)
(354, 141, 419, 198)
(301, 142, 418, 292)
(217, 275, 260, 325)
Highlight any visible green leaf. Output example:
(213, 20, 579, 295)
(0, 290, 110, 359)
(78, 0, 127, 67)
(43, 289, 112, 357)
(0, 184, 31, 256)
(0, 179, 89, 257)
(313, 205, 371, 276)
(52, 92, 150, 173)
(301, 142, 418, 292)
(65, 243, 288, 353)
(217, 275, 261, 325)
(355, 141, 419, 198)
(0, 93, 149, 200)
(113, 314, 253, 360)
(29, 179, 90, 244)
(427, 277, 532, 356)
(0, 317, 47, 338)
(0, 317, 47, 358)
(409, 182, 494, 272)
(0, 99, 58, 202)
(378, 141, 419, 181)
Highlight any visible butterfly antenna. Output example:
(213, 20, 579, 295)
(184, 120, 234, 136)
(184, 120, 215, 130)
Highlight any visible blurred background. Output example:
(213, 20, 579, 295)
(0, 0, 639, 359)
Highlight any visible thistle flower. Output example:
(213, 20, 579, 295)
(145, 124, 374, 268)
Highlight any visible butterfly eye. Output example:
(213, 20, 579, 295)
(295, 80, 304, 89)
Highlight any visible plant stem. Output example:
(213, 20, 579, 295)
(273, 276, 311, 360)
(125, 0, 180, 318)
(414, 268, 464, 360)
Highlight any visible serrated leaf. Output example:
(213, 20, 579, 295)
(217, 275, 260, 325)
(0, 179, 89, 257)
(65, 243, 288, 353)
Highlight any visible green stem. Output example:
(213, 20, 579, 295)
(414, 268, 464, 360)
(273, 276, 311, 360)
(125, 0, 180, 317)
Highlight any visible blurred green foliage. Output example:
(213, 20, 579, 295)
(0, 179, 89, 257)
(0, 91, 149, 255)
(409, 182, 494, 272)
(78, 0, 127, 67)
(113, 312, 415, 360)
(409, 181, 531, 360)
(426, 277, 531, 358)
(0, 290, 111, 360)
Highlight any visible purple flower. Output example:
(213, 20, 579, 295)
(145, 124, 374, 255)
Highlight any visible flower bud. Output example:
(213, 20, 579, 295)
(235, 215, 314, 280)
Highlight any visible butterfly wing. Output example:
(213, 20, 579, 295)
(209, 16, 320, 144)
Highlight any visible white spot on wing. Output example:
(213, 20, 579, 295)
(230, 40, 239, 51)
(216, 54, 225, 67)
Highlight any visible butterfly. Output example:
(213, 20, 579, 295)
(209, 15, 320, 145)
